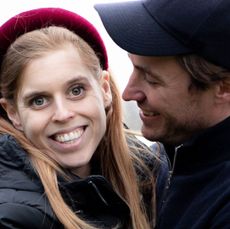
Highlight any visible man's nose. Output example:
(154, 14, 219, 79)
(122, 74, 145, 102)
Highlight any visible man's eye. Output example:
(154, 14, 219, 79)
(144, 73, 158, 85)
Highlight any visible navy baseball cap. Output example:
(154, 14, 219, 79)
(95, 0, 230, 69)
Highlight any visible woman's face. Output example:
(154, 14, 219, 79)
(3, 45, 111, 177)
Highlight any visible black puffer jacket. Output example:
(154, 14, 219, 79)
(0, 134, 165, 229)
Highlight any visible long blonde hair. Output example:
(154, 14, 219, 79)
(0, 26, 157, 229)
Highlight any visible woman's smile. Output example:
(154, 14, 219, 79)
(51, 126, 85, 144)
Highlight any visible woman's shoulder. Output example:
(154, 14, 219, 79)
(126, 134, 161, 169)
(0, 134, 28, 164)
(126, 134, 169, 185)
(0, 135, 61, 228)
(0, 201, 61, 229)
(0, 185, 60, 228)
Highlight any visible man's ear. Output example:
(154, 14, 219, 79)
(101, 70, 112, 108)
(215, 80, 230, 103)
(0, 98, 23, 131)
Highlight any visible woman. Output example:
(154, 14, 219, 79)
(0, 8, 164, 229)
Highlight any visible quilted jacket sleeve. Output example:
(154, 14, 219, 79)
(0, 203, 61, 229)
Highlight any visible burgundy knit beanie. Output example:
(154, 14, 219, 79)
(0, 7, 108, 70)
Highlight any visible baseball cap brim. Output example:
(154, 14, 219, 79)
(95, 1, 191, 56)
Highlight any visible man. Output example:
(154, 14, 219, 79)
(95, 0, 230, 228)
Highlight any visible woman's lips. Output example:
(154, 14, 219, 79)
(50, 126, 86, 144)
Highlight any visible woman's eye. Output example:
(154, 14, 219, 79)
(70, 86, 84, 97)
(34, 97, 44, 105)
(29, 96, 48, 108)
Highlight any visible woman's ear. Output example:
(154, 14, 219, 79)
(101, 70, 112, 108)
(0, 98, 23, 131)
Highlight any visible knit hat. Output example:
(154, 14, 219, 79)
(0, 7, 108, 70)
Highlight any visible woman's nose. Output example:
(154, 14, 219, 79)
(52, 100, 74, 122)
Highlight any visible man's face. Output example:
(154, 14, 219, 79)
(123, 54, 217, 145)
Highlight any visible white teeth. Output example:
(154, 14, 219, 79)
(142, 110, 158, 116)
(54, 129, 83, 143)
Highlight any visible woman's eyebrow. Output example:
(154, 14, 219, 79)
(22, 75, 90, 101)
(65, 75, 90, 85)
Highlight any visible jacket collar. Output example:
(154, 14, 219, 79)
(165, 116, 230, 173)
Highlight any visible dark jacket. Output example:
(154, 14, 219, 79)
(0, 134, 164, 229)
(156, 117, 230, 229)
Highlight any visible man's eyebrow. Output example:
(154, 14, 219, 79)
(134, 64, 162, 79)
(133, 65, 162, 81)
(134, 64, 150, 73)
